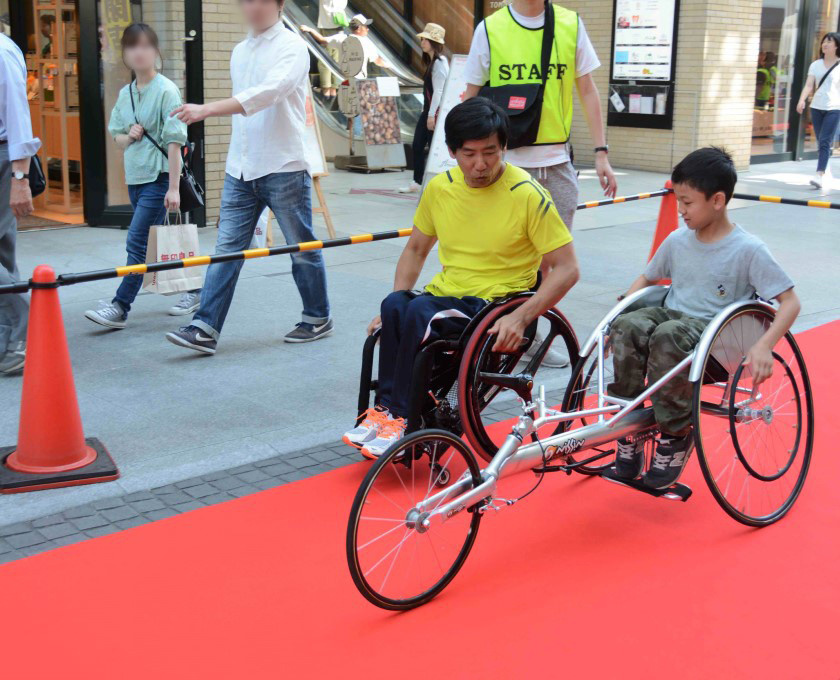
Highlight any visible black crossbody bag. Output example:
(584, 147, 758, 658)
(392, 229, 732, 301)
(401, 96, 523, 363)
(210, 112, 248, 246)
(478, 0, 555, 149)
(128, 81, 204, 213)
(817, 60, 839, 92)
(28, 155, 46, 198)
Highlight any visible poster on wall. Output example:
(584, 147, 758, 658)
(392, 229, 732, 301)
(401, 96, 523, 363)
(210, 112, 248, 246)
(608, 0, 679, 130)
(423, 54, 468, 184)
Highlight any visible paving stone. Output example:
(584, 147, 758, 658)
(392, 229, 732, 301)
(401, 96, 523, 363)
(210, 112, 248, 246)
(208, 476, 246, 492)
(145, 508, 179, 522)
(260, 461, 296, 477)
(155, 491, 192, 506)
(236, 470, 271, 484)
(253, 457, 285, 469)
(131, 498, 167, 513)
(172, 501, 206, 513)
(31, 514, 66, 529)
(227, 485, 259, 498)
(252, 479, 281, 491)
(184, 484, 219, 499)
(116, 516, 148, 530)
(85, 526, 118, 539)
(309, 450, 343, 463)
(175, 478, 207, 490)
(286, 456, 321, 469)
(226, 464, 258, 475)
(39, 523, 80, 541)
(281, 470, 311, 482)
(6, 531, 47, 549)
(200, 471, 232, 481)
(70, 514, 110, 531)
(200, 492, 234, 505)
(0, 522, 33, 538)
(50, 535, 85, 548)
(0, 538, 14, 555)
(151, 484, 180, 495)
(0, 552, 22, 565)
(123, 491, 155, 503)
(62, 505, 97, 520)
(21, 544, 54, 557)
(92, 497, 124, 511)
(101, 506, 139, 523)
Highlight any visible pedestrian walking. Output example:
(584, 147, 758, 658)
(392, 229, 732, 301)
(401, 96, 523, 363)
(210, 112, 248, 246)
(399, 23, 449, 194)
(0, 32, 40, 374)
(796, 32, 840, 190)
(85, 23, 195, 330)
(166, 0, 331, 355)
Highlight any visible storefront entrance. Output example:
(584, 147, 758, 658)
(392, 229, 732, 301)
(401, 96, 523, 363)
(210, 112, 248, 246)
(3, 0, 204, 228)
(752, 0, 839, 163)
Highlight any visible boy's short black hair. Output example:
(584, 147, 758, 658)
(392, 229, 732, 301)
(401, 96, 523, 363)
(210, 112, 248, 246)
(671, 147, 737, 203)
(444, 97, 509, 152)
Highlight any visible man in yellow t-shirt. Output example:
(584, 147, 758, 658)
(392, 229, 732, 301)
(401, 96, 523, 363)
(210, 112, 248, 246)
(343, 97, 580, 458)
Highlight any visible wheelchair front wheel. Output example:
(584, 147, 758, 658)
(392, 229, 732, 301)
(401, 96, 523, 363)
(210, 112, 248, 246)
(346, 430, 483, 610)
(692, 305, 814, 527)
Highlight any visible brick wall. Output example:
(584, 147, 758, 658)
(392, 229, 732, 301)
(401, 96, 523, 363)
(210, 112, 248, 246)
(562, 0, 762, 172)
(201, 2, 246, 225)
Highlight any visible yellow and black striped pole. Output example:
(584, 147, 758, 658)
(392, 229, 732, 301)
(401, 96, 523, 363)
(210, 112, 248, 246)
(732, 192, 840, 210)
(576, 188, 672, 210)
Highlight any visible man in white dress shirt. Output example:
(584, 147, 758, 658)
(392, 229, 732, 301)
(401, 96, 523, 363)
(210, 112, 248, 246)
(0, 33, 40, 374)
(166, 0, 332, 355)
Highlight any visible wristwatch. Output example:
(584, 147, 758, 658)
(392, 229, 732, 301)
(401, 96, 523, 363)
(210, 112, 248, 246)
(594, 145, 609, 154)
(12, 171, 29, 181)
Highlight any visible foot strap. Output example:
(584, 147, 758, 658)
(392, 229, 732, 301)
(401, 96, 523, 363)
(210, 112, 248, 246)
(599, 466, 692, 502)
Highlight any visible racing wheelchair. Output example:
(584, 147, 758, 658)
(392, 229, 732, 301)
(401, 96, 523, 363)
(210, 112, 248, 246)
(346, 286, 814, 610)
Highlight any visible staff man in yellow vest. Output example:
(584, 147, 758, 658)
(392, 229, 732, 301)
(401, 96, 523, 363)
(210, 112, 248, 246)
(464, 0, 617, 230)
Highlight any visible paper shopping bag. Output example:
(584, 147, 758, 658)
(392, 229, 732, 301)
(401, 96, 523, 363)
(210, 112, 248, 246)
(249, 208, 275, 249)
(142, 219, 205, 295)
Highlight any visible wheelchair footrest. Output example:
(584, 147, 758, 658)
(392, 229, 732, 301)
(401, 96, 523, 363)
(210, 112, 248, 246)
(599, 466, 692, 502)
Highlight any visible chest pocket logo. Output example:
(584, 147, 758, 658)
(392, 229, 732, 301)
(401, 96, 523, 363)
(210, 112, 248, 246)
(716, 284, 727, 298)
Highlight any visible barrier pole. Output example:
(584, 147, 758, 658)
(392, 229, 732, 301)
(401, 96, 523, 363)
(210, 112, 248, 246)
(732, 193, 840, 210)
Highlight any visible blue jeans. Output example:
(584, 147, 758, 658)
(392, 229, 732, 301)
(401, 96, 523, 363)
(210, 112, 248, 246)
(811, 108, 840, 173)
(192, 171, 330, 339)
(113, 174, 169, 312)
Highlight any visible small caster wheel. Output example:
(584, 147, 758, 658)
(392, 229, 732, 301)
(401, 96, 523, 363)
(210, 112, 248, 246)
(431, 462, 450, 487)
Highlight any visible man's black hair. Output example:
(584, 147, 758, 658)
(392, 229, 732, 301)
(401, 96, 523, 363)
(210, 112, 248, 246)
(671, 146, 737, 203)
(444, 97, 509, 152)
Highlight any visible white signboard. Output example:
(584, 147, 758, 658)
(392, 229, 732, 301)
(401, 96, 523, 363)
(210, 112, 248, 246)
(612, 0, 676, 81)
(423, 54, 468, 183)
(304, 82, 328, 177)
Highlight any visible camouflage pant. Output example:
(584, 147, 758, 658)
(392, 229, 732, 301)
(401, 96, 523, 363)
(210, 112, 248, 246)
(608, 306, 707, 436)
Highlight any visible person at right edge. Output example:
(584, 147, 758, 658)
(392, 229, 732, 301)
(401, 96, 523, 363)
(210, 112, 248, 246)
(464, 0, 616, 368)
(0, 31, 40, 374)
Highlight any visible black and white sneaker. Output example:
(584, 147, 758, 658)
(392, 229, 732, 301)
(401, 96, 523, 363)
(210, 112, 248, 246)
(643, 432, 694, 489)
(165, 325, 217, 355)
(284, 319, 333, 343)
(613, 436, 645, 480)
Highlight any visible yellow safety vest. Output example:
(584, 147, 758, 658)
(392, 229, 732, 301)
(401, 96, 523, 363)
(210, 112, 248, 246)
(486, 4, 578, 145)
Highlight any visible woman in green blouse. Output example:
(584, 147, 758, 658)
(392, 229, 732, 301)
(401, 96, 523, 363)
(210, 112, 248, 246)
(85, 23, 196, 329)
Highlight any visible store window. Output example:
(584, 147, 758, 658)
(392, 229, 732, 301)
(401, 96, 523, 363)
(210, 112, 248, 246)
(752, 0, 802, 158)
(802, 0, 839, 153)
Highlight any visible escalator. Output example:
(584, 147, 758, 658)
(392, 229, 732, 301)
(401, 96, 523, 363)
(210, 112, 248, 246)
(283, 0, 443, 153)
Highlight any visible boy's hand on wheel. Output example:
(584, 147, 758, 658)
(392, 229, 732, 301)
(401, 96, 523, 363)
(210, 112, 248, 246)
(367, 315, 382, 335)
(744, 342, 774, 387)
(488, 314, 527, 353)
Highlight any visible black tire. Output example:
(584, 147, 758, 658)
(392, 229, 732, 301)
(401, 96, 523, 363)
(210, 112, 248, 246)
(458, 298, 580, 462)
(692, 305, 814, 527)
(346, 429, 483, 610)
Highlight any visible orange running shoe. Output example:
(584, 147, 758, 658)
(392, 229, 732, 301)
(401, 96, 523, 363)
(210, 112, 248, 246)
(343, 407, 389, 449)
(360, 415, 406, 459)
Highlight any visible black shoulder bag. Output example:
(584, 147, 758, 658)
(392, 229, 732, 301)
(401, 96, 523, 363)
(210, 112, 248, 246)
(478, 0, 555, 149)
(28, 155, 46, 198)
(128, 81, 205, 213)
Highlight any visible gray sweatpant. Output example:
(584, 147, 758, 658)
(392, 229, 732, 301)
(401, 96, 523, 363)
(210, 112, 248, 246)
(0, 145, 29, 352)
(523, 161, 579, 230)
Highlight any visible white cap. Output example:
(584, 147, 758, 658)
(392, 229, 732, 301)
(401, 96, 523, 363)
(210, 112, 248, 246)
(350, 13, 373, 26)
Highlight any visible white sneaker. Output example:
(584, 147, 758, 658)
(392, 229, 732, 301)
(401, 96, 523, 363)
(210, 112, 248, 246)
(169, 291, 201, 316)
(84, 302, 127, 329)
(360, 414, 406, 459)
(343, 407, 389, 449)
(809, 174, 823, 189)
(398, 181, 421, 194)
(522, 332, 569, 368)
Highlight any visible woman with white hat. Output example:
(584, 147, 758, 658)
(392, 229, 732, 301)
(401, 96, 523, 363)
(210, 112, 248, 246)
(401, 23, 449, 193)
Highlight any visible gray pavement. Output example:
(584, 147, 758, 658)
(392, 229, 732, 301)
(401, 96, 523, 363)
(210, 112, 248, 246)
(0, 159, 837, 534)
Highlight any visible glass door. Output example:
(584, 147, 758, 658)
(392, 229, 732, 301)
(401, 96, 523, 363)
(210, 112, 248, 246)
(78, 0, 204, 227)
(800, 0, 839, 155)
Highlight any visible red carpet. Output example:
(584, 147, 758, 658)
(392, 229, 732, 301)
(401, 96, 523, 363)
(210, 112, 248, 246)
(2, 322, 838, 679)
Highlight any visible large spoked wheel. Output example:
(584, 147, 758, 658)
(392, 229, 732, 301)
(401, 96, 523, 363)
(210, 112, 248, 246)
(557, 335, 620, 475)
(693, 305, 814, 527)
(458, 297, 580, 462)
(346, 429, 483, 610)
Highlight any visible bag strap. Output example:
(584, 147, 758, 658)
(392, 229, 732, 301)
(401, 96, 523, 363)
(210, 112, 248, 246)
(537, 1, 555, 96)
(128, 79, 171, 161)
(817, 60, 839, 91)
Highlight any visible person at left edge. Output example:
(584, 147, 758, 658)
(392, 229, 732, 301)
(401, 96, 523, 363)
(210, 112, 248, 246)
(166, 0, 332, 355)
(0, 31, 40, 374)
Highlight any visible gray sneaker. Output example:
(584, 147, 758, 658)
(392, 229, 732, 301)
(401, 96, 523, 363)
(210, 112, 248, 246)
(0, 341, 25, 374)
(84, 302, 127, 329)
(522, 331, 569, 368)
(168, 290, 201, 316)
(284, 319, 334, 343)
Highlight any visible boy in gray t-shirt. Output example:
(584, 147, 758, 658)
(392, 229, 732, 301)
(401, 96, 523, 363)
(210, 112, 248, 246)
(608, 147, 800, 489)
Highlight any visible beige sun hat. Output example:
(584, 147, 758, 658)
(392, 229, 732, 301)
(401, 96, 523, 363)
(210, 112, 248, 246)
(416, 23, 445, 45)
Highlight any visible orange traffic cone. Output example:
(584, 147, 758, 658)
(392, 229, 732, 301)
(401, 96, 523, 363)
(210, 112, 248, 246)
(647, 180, 679, 262)
(0, 265, 118, 493)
